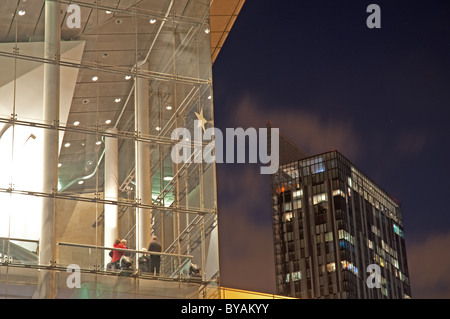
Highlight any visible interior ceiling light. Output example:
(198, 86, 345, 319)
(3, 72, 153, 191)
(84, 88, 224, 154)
(58, 163, 62, 168)
(105, 119, 112, 124)
(18, 10, 26, 16)
(125, 75, 132, 80)
(78, 180, 84, 185)
(208, 95, 212, 100)
(204, 28, 210, 34)
(115, 98, 121, 103)
(163, 176, 173, 181)
(64, 142, 71, 148)
(155, 126, 161, 131)
(92, 76, 98, 82)
(105, 10, 112, 14)
(150, 19, 157, 24)
(166, 105, 172, 110)
(73, 121, 80, 126)
(96, 141, 102, 145)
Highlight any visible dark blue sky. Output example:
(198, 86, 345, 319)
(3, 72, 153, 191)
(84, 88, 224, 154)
(212, 0, 450, 298)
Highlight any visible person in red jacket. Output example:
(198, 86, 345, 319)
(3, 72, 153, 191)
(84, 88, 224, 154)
(112, 238, 127, 269)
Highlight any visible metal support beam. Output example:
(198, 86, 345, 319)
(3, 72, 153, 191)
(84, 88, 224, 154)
(135, 61, 151, 253)
(104, 127, 119, 265)
(36, 0, 60, 299)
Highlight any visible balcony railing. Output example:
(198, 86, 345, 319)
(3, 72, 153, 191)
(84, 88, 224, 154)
(0, 237, 39, 266)
(0, 237, 201, 283)
(56, 242, 199, 281)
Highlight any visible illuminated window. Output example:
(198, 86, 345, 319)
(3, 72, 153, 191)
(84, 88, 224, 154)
(293, 190, 302, 198)
(338, 230, 354, 245)
(285, 273, 291, 283)
(312, 163, 325, 174)
(283, 212, 293, 222)
(393, 259, 399, 269)
(341, 260, 358, 275)
(292, 271, 302, 282)
(333, 189, 345, 197)
(372, 225, 381, 236)
(393, 224, 404, 237)
(313, 193, 327, 205)
(327, 262, 336, 272)
(284, 202, 292, 212)
(286, 271, 302, 283)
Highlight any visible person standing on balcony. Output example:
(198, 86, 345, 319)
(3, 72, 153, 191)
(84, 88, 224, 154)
(148, 236, 161, 276)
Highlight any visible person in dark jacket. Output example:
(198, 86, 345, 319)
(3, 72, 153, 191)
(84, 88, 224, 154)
(148, 236, 162, 276)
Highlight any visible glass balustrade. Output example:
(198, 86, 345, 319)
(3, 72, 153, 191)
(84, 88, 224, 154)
(0, 237, 39, 266)
(55, 242, 198, 281)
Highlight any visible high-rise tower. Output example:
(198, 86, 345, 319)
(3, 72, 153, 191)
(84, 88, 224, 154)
(270, 150, 411, 299)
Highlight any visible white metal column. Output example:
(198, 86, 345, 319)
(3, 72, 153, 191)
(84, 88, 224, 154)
(104, 128, 119, 264)
(135, 61, 151, 253)
(37, 0, 60, 299)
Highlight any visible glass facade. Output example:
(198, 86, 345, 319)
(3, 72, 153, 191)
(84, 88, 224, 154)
(0, 0, 219, 298)
(270, 151, 411, 299)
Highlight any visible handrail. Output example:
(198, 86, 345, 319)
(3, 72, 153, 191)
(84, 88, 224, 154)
(0, 237, 39, 244)
(164, 214, 202, 254)
(56, 242, 193, 259)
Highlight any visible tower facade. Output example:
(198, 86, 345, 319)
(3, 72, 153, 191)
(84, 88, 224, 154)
(270, 150, 411, 299)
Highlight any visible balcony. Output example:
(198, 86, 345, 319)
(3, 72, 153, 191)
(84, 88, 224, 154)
(0, 237, 217, 299)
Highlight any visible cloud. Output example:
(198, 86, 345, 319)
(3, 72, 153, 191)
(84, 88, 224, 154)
(396, 130, 428, 155)
(407, 232, 450, 299)
(227, 94, 362, 160)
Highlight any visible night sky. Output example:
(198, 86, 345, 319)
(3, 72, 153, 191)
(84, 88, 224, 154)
(212, 0, 450, 298)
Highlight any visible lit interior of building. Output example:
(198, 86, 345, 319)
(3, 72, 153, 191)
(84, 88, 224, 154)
(0, 0, 248, 299)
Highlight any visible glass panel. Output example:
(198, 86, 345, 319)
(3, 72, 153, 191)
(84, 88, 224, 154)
(0, 237, 39, 266)
(0, 0, 218, 297)
(55, 198, 101, 246)
(0, 125, 13, 189)
(56, 242, 194, 279)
